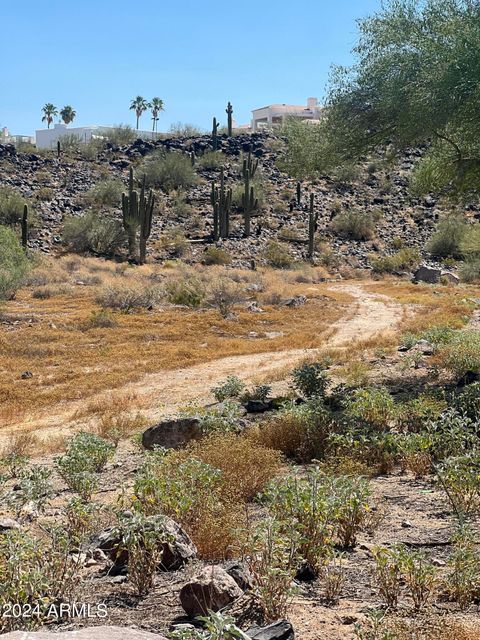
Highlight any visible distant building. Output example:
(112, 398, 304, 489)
(35, 123, 156, 149)
(251, 97, 323, 131)
(0, 127, 35, 146)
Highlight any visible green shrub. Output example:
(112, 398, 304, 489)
(7, 465, 53, 517)
(437, 453, 480, 518)
(426, 214, 467, 258)
(0, 226, 30, 300)
(0, 188, 26, 226)
(63, 211, 125, 254)
(459, 224, 480, 261)
(96, 283, 161, 311)
(292, 362, 329, 398)
(211, 375, 246, 402)
(263, 240, 294, 268)
(84, 179, 124, 207)
(326, 428, 399, 475)
(331, 211, 378, 240)
(344, 387, 396, 430)
(159, 227, 189, 256)
(396, 394, 447, 432)
(371, 247, 421, 273)
(197, 151, 224, 169)
(203, 246, 232, 265)
(454, 382, 480, 421)
(170, 611, 243, 640)
(102, 124, 136, 146)
(459, 258, 480, 283)
(142, 149, 196, 192)
(446, 525, 480, 610)
(165, 276, 205, 307)
(427, 409, 480, 462)
(438, 331, 480, 378)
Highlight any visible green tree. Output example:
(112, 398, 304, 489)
(41, 103, 58, 129)
(287, 1, 480, 199)
(59, 105, 76, 125)
(149, 97, 164, 133)
(130, 96, 149, 130)
(0, 226, 30, 300)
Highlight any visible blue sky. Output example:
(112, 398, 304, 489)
(1, 0, 381, 136)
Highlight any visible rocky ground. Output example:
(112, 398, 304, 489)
(1, 133, 473, 269)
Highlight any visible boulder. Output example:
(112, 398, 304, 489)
(441, 271, 460, 285)
(247, 620, 295, 640)
(413, 265, 442, 284)
(95, 515, 196, 572)
(245, 399, 272, 413)
(142, 417, 201, 450)
(179, 565, 243, 617)
(0, 517, 21, 532)
(225, 560, 253, 591)
(1, 628, 167, 640)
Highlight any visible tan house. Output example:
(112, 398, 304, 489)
(251, 97, 323, 131)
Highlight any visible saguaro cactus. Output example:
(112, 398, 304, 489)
(21, 204, 28, 249)
(308, 193, 318, 259)
(242, 149, 258, 180)
(296, 181, 301, 206)
(211, 169, 232, 240)
(226, 102, 233, 137)
(242, 169, 258, 237)
(122, 167, 155, 262)
(212, 117, 219, 151)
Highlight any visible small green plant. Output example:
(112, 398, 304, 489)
(372, 546, 403, 609)
(331, 210, 378, 240)
(84, 178, 124, 207)
(0, 187, 26, 226)
(203, 246, 232, 265)
(241, 384, 271, 404)
(292, 362, 329, 398)
(263, 240, 294, 269)
(169, 611, 244, 639)
(64, 496, 101, 547)
(371, 248, 421, 273)
(344, 388, 396, 430)
(7, 465, 53, 518)
(437, 453, 480, 519)
(0, 226, 30, 300)
(446, 525, 480, 610)
(438, 331, 480, 379)
(63, 211, 125, 254)
(142, 149, 196, 192)
(426, 214, 467, 258)
(321, 554, 345, 604)
(211, 376, 246, 402)
(165, 276, 206, 307)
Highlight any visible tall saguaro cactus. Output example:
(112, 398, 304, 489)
(242, 149, 258, 181)
(21, 204, 28, 249)
(296, 181, 301, 206)
(242, 169, 258, 237)
(308, 193, 318, 259)
(211, 169, 232, 240)
(212, 117, 219, 151)
(226, 102, 233, 137)
(122, 167, 155, 263)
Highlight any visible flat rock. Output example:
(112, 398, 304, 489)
(247, 620, 295, 640)
(0, 517, 21, 531)
(413, 265, 442, 284)
(1, 627, 167, 640)
(142, 417, 201, 450)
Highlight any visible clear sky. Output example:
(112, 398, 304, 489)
(1, 0, 381, 136)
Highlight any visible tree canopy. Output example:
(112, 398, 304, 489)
(284, 0, 480, 198)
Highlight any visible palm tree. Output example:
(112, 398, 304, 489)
(149, 97, 164, 133)
(59, 105, 76, 125)
(41, 103, 58, 129)
(129, 96, 149, 130)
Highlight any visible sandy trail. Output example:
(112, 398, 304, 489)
(3, 283, 403, 440)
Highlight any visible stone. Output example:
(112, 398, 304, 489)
(281, 295, 307, 307)
(1, 628, 167, 640)
(95, 515, 196, 572)
(179, 565, 243, 617)
(245, 399, 272, 413)
(247, 620, 295, 640)
(414, 339, 434, 355)
(0, 517, 20, 532)
(225, 560, 253, 591)
(413, 265, 442, 284)
(142, 417, 201, 450)
(441, 271, 460, 285)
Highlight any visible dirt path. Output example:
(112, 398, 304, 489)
(4, 284, 404, 441)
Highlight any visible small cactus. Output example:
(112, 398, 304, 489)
(308, 193, 318, 259)
(296, 181, 301, 206)
(242, 169, 258, 237)
(190, 151, 195, 166)
(212, 117, 219, 151)
(226, 102, 233, 137)
(57, 140, 61, 158)
(21, 204, 28, 249)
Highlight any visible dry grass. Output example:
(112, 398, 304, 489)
(0, 257, 349, 429)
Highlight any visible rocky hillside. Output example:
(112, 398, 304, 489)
(0, 134, 472, 269)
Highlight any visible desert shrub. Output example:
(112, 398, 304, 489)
(142, 149, 196, 192)
(426, 214, 467, 258)
(169, 122, 204, 137)
(372, 546, 403, 609)
(292, 361, 329, 398)
(182, 433, 283, 501)
(327, 428, 399, 475)
(427, 409, 480, 462)
(101, 124, 136, 145)
(263, 240, 294, 268)
(203, 246, 232, 265)
(159, 226, 189, 256)
(371, 247, 421, 273)
(0, 529, 81, 632)
(445, 525, 480, 610)
(197, 151, 224, 169)
(0, 226, 30, 300)
(207, 278, 244, 318)
(331, 210, 378, 240)
(86, 309, 118, 328)
(211, 375, 245, 402)
(397, 432, 433, 476)
(0, 187, 26, 226)
(84, 178, 124, 207)
(165, 275, 206, 307)
(170, 612, 243, 640)
(459, 259, 480, 283)
(194, 400, 244, 435)
(133, 450, 242, 559)
(344, 387, 396, 430)
(63, 211, 125, 254)
(64, 497, 101, 548)
(459, 224, 480, 261)
(396, 394, 447, 432)
(454, 382, 480, 421)
(240, 384, 271, 404)
(249, 399, 337, 462)
(437, 331, 480, 378)
(437, 453, 480, 518)
(96, 283, 160, 311)
(7, 465, 53, 518)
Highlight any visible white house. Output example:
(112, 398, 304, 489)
(35, 123, 157, 149)
(1, 127, 35, 146)
(251, 97, 323, 131)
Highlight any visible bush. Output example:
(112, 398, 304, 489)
(263, 240, 294, 268)
(0, 187, 27, 226)
(211, 375, 246, 402)
(437, 453, 480, 518)
(437, 331, 480, 378)
(371, 247, 421, 273)
(426, 214, 467, 258)
(446, 526, 480, 610)
(169, 122, 204, 137)
(159, 227, 189, 257)
(331, 211, 378, 240)
(165, 276, 206, 307)
(197, 151, 225, 169)
(7, 465, 53, 518)
(459, 258, 480, 283)
(142, 149, 196, 192)
(292, 362, 329, 398)
(326, 428, 399, 475)
(0, 226, 30, 300)
(96, 283, 160, 311)
(102, 124, 136, 146)
(84, 179, 124, 207)
(207, 278, 244, 318)
(203, 246, 232, 265)
(344, 387, 396, 430)
(63, 211, 125, 254)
